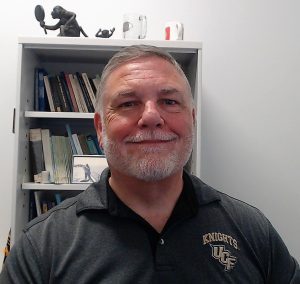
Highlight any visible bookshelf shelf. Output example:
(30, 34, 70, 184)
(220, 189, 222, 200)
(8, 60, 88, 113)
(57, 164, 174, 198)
(25, 111, 94, 119)
(11, 37, 202, 244)
(22, 182, 89, 191)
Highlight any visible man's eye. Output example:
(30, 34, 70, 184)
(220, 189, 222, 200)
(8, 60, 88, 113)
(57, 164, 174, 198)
(119, 101, 136, 108)
(163, 99, 178, 105)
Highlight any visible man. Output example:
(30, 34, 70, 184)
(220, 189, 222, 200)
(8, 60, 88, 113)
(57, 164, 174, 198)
(1, 45, 299, 283)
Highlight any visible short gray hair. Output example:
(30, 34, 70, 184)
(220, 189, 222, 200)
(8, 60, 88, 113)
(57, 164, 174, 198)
(95, 45, 192, 115)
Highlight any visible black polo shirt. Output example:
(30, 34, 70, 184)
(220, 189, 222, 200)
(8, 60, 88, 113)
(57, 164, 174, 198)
(1, 169, 299, 283)
(106, 170, 199, 256)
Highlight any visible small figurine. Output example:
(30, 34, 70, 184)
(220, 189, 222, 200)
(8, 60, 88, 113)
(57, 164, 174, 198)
(34, 5, 88, 37)
(95, 27, 115, 38)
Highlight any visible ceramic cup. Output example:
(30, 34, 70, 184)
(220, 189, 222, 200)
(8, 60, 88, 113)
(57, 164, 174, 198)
(123, 13, 147, 39)
(165, 21, 184, 40)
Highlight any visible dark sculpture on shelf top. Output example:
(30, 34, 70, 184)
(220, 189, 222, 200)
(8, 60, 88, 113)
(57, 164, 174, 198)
(95, 27, 115, 38)
(34, 5, 88, 37)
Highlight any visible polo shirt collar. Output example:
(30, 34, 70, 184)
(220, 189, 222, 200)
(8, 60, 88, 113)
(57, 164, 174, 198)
(76, 168, 221, 215)
(189, 174, 221, 205)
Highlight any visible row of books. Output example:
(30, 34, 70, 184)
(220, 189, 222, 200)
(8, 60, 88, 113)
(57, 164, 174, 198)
(29, 191, 67, 220)
(34, 68, 101, 112)
(29, 125, 104, 184)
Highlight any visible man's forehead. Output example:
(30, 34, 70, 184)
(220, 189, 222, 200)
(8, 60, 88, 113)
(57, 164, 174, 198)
(106, 57, 182, 84)
(113, 56, 176, 73)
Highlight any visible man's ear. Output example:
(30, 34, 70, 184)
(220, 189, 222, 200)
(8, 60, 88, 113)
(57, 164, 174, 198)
(94, 112, 104, 149)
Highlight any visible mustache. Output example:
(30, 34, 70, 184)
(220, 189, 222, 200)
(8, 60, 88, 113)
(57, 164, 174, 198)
(124, 131, 178, 143)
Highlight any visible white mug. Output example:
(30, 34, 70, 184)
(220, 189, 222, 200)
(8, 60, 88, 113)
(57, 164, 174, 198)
(165, 21, 184, 40)
(123, 13, 147, 39)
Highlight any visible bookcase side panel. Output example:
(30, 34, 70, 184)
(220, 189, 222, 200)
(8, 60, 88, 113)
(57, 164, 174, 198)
(11, 46, 39, 242)
(194, 49, 202, 177)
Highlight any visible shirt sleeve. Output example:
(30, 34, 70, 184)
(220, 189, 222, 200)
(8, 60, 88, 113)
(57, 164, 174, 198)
(267, 220, 300, 283)
(0, 232, 45, 284)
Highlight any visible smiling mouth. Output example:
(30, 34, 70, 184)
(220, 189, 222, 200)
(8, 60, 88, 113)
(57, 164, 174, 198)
(124, 132, 178, 144)
(127, 138, 176, 144)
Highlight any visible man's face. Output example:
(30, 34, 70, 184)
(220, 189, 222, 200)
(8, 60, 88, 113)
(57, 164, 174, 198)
(94, 56, 195, 182)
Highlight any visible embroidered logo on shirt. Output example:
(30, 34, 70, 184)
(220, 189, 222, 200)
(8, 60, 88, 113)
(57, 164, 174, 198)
(202, 232, 238, 271)
(210, 244, 237, 271)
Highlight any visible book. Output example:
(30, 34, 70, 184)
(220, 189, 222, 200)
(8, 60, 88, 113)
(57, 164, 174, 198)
(43, 75, 55, 112)
(29, 128, 45, 182)
(64, 73, 79, 112)
(90, 134, 103, 155)
(34, 191, 42, 216)
(59, 72, 74, 112)
(82, 73, 96, 109)
(41, 129, 54, 183)
(76, 72, 94, 112)
(29, 191, 37, 220)
(92, 74, 101, 92)
(56, 75, 71, 112)
(42, 201, 48, 214)
(38, 69, 49, 111)
(65, 124, 77, 155)
(34, 68, 49, 111)
(51, 135, 72, 184)
(72, 133, 83, 155)
(55, 193, 62, 205)
(86, 135, 99, 155)
(78, 134, 90, 155)
(70, 74, 88, 112)
(48, 76, 62, 112)
(89, 77, 97, 94)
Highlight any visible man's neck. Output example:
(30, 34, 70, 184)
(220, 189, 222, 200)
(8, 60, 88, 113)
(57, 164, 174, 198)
(108, 169, 184, 233)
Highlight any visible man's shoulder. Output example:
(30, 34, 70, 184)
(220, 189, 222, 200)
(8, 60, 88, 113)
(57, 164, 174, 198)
(24, 180, 107, 234)
(24, 194, 80, 232)
(189, 174, 269, 227)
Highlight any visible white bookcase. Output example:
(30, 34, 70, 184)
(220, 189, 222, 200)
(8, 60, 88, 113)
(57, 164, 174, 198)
(11, 37, 202, 243)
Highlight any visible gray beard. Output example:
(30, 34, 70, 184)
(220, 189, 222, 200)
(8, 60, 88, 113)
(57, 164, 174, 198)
(101, 128, 194, 182)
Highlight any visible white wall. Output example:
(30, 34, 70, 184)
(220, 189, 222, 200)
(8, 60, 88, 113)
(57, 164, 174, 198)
(0, 0, 299, 269)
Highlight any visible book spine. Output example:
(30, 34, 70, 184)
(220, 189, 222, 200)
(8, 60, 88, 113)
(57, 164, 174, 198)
(78, 135, 90, 155)
(65, 124, 77, 155)
(34, 191, 42, 216)
(56, 75, 70, 112)
(55, 193, 62, 205)
(92, 74, 101, 92)
(76, 72, 94, 112)
(29, 128, 45, 181)
(72, 74, 88, 112)
(89, 77, 97, 94)
(90, 134, 103, 155)
(82, 73, 96, 109)
(41, 129, 54, 183)
(29, 191, 37, 220)
(38, 69, 48, 111)
(64, 73, 79, 112)
(48, 76, 62, 112)
(52, 136, 71, 184)
(86, 135, 99, 155)
(43, 76, 55, 112)
(69, 74, 84, 112)
(72, 134, 84, 155)
(59, 72, 74, 112)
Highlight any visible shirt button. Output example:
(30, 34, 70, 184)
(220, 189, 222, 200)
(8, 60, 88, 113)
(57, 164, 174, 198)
(159, 238, 165, 245)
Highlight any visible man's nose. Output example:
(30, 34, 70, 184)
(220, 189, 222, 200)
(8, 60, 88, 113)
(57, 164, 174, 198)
(138, 101, 164, 129)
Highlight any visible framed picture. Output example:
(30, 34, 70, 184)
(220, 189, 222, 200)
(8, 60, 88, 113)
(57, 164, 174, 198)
(72, 155, 108, 183)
